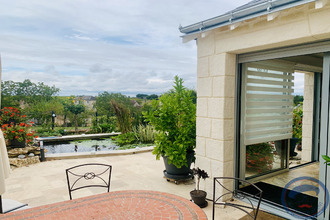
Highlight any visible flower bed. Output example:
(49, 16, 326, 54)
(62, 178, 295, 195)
(0, 107, 37, 147)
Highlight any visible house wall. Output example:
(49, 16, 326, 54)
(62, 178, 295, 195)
(302, 73, 315, 162)
(194, 2, 330, 196)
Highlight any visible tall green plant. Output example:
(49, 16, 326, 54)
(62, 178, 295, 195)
(111, 100, 131, 134)
(143, 76, 196, 168)
(133, 124, 156, 143)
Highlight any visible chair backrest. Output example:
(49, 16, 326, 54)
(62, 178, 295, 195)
(65, 163, 112, 200)
(212, 177, 263, 220)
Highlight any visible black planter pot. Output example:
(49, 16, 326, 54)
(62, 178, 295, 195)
(190, 190, 208, 208)
(163, 151, 194, 180)
(10, 139, 26, 148)
(290, 137, 299, 157)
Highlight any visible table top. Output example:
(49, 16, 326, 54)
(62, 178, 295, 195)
(0, 190, 207, 219)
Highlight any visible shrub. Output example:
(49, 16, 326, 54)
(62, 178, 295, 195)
(2, 122, 36, 143)
(0, 107, 26, 125)
(143, 76, 196, 168)
(114, 132, 136, 146)
(133, 124, 156, 144)
(35, 127, 62, 137)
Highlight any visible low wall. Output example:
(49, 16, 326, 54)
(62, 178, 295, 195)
(36, 133, 120, 143)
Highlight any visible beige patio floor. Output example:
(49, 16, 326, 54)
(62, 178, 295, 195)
(3, 151, 274, 219)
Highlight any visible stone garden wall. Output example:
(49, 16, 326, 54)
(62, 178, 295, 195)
(7, 146, 44, 168)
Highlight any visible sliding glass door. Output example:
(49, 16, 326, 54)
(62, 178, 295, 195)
(240, 60, 294, 179)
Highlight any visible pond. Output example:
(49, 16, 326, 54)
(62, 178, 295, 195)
(44, 138, 119, 154)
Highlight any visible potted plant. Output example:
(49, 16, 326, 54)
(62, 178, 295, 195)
(0, 107, 25, 125)
(143, 76, 196, 179)
(190, 167, 209, 208)
(1, 122, 36, 148)
(0, 107, 37, 148)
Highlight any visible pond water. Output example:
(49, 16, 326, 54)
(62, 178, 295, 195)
(44, 138, 119, 154)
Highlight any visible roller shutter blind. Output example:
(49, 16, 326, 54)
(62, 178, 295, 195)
(242, 61, 294, 145)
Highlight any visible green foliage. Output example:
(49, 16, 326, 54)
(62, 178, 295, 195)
(26, 98, 64, 126)
(1, 79, 60, 106)
(143, 76, 196, 168)
(136, 94, 148, 99)
(132, 124, 156, 144)
(95, 92, 144, 130)
(63, 96, 86, 133)
(322, 155, 330, 166)
(0, 107, 36, 144)
(111, 100, 132, 134)
(91, 115, 117, 133)
(95, 92, 132, 118)
(293, 104, 303, 144)
(246, 142, 275, 173)
(294, 95, 304, 106)
(35, 127, 62, 137)
(0, 107, 25, 125)
(117, 143, 153, 150)
(114, 132, 136, 146)
(146, 94, 158, 100)
(136, 94, 159, 100)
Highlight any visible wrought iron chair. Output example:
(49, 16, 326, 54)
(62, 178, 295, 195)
(65, 163, 112, 200)
(212, 177, 263, 220)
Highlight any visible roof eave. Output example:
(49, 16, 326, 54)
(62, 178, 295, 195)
(179, 0, 316, 37)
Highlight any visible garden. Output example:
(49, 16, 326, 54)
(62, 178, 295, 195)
(0, 77, 196, 154)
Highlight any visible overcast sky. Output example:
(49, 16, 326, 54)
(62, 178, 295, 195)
(0, 0, 303, 96)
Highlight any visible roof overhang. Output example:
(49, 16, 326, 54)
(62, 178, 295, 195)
(179, 0, 325, 41)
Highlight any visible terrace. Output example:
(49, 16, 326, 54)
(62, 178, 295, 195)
(1, 151, 282, 219)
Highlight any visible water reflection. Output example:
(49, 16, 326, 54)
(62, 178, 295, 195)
(44, 138, 119, 154)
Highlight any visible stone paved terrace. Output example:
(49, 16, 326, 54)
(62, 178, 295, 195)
(2, 151, 274, 219)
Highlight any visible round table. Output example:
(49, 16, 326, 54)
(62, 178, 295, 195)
(1, 190, 207, 219)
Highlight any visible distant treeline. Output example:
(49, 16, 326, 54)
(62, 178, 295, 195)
(136, 94, 159, 100)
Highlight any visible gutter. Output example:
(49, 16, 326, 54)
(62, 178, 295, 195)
(179, 0, 316, 37)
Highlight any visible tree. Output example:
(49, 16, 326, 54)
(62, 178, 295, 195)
(294, 95, 304, 106)
(1, 79, 60, 107)
(146, 94, 158, 100)
(63, 96, 85, 134)
(95, 92, 145, 128)
(136, 94, 148, 99)
(95, 92, 132, 119)
(28, 98, 64, 126)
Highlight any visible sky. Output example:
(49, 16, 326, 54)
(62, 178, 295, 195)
(0, 0, 303, 97)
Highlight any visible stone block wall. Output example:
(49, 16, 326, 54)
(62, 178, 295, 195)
(192, 2, 330, 198)
(195, 32, 236, 197)
(302, 72, 314, 162)
(7, 146, 42, 168)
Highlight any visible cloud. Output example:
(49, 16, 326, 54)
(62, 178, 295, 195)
(0, 0, 249, 96)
